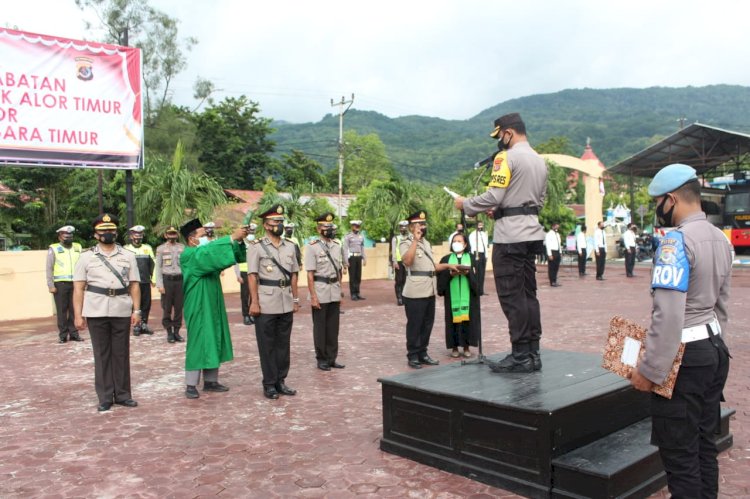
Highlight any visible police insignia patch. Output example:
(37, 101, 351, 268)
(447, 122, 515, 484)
(651, 231, 689, 292)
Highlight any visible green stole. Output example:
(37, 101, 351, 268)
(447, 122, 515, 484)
(448, 252, 470, 323)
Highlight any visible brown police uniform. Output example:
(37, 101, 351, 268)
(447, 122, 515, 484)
(343, 223, 366, 299)
(155, 231, 185, 341)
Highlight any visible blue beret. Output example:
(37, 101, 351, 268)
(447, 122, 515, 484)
(647, 163, 698, 197)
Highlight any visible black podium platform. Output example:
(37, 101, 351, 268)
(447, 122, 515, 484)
(379, 350, 734, 498)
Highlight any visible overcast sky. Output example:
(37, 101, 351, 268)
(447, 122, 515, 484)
(5, 0, 750, 123)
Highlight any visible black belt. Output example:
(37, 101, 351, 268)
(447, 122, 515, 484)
(410, 271, 435, 277)
(493, 205, 539, 220)
(314, 275, 339, 284)
(163, 274, 183, 281)
(259, 278, 290, 288)
(86, 285, 128, 296)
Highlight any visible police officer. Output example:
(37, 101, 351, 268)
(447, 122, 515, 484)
(46, 225, 83, 343)
(73, 213, 140, 412)
(284, 222, 303, 270)
(155, 226, 185, 343)
(594, 221, 607, 280)
(628, 164, 731, 498)
(248, 205, 300, 400)
(623, 224, 638, 277)
(124, 225, 155, 336)
(468, 221, 489, 295)
(545, 222, 562, 287)
(305, 212, 345, 371)
(391, 220, 409, 306)
(234, 223, 257, 325)
(400, 210, 459, 369)
(455, 113, 547, 373)
(343, 220, 366, 300)
(576, 225, 588, 277)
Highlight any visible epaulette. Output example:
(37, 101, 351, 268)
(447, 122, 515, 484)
(309, 239, 319, 245)
(248, 239, 260, 245)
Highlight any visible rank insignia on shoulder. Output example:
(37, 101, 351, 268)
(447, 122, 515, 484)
(310, 239, 319, 245)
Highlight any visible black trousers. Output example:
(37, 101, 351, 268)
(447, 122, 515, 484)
(53, 281, 77, 340)
(254, 312, 293, 388)
(548, 250, 561, 285)
(625, 248, 636, 276)
(577, 251, 587, 275)
(651, 335, 730, 498)
(475, 252, 487, 294)
(493, 241, 543, 344)
(239, 271, 251, 317)
(312, 301, 341, 364)
(138, 282, 152, 323)
(595, 248, 606, 278)
(87, 317, 132, 405)
(394, 262, 406, 300)
(348, 255, 362, 296)
(403, 295, 435, 360)
(161, 276, 183, 330)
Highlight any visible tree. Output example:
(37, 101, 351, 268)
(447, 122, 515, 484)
(275, 150, 330, 192)
(145, 104, 199, 168)
(194, 96, 277, 189)
(325, 131, 397, 193)
(135, 141, 227, 233)
(253, 187, 333, 242)
(76, 0, 198, 123)
(347, 179, 414, 243)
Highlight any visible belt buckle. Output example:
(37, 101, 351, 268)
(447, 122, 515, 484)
(329, 277, 336, 284)
(279, 278, 288, 289)
(107, 288, 116, 297)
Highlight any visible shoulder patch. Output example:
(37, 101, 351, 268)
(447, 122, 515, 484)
(651, 231, 689, 292)
(488, 151, 512, 188)
(309, 239, 319, 245)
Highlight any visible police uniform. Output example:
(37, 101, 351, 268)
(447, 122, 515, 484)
(468, 225, 489, 295)
(343, 220, 366, 300)
(46, 225, 83, 342)
(400, 210, 440, 369)
(284, 222, 303, 270)
(623, 226, 637, 277)
(305, 213, 344, 371)
(234, 223, 257, 325)
(155, 226, 185, 343)
(73, 213, 140, 411)
(391, 221, 409, 306)
(248, 205, 300, 399)
(124, 225, 155, 335)
(545, 226, 562, 286)
(594, 223, 607, 280)
(638, 164, 731, 497)
(462, 113, 547, 373)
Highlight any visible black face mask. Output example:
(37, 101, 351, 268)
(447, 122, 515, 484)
(321, 229, 334, 239)
(284, 229, 293, 237)
(456, 229, 464, 234)
(166, 236, 178, 242)
(477, 227, 484, 232)
(420, 227, 428, 237)
(399, 229, 408, 236)
(62, 237, 73, 246)
(656, 196, 675, 227)
(99, 233, 116, 245)
(268, 225, 283, 237)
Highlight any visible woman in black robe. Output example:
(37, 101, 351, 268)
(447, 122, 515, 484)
(437, 233, 481, 358)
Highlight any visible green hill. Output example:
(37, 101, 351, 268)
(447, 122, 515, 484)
(270, 85, 750, 183)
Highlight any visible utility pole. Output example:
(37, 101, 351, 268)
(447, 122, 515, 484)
(331, 94, 354, 225)
(677, 116, 686, 130)
(122, 27, 135, 228)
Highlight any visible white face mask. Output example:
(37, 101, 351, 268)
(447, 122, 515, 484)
(452, 242, 465, 253)
(246, 234, 255, 241)
(198, 236, 210, 246)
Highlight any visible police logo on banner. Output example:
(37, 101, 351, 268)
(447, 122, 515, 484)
(651, 231, 689, 292)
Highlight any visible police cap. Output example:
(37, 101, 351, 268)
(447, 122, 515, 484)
(56, 225, 75, 234)
(203, 221, 216, 228)
(407, 210, 428, 223)
(647, 163, 698, 197)
(93, 213, 118, 231)
(315, 212, 335, 225)
(398, 220, 409, 227)
(180, 218, 202, 240)
(164, 226, 179, 235)
(129, 225, 145, 233)
(258, 204, 285, 220)
(350, 219, 362, 226)
(490, 112, 524, 138)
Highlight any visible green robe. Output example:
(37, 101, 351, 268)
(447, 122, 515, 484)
(181, 236, 246, 371)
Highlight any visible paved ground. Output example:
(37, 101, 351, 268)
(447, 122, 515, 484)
(1, 259, 748, 498)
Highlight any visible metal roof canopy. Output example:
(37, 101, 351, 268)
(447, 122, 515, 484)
(608, 123, 750, 178)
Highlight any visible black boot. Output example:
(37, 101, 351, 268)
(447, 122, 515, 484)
(167, 327, 175, 344)
(132, 323, 141, 336)
(488, 343, 534, 373)
(173, 329, 184, 342)
(530, 340, 542, 371)
(140, 321, 153, 335)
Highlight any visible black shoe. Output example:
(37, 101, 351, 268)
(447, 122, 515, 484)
(263, 387, 279, 399)
(97, 402, 112, 412)
(397, 297, 403, 306)
(133, 324, 141, 336)
(173, 330, 184, 342)
(317, 362, 331, 371)
(550, 282, 561, 287)
(140, 323, 153, 335)
(115, 399, 138, 407)
(488, 344, 534, 373)
(351, 295, 359, 301)
(167, 327, 175, 343)
(58, 338, 68, 344)
(69, 335, 84, 342)
(276, 383, 297, 396)
(203, 381, 229, 392)
(243, 315, 252, 325)
(339, 310, 345, 314)
(419, 356, 439, 366)
(248, 316, 255, 325)
(357, 294, 365, 300)
(185, 385, 199, 399)
(596, 276, 605, 281)
(408, 359, 422, 369)
(329, 362, 345, 369)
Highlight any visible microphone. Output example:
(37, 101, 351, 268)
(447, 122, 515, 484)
(474, 153, 495, 169)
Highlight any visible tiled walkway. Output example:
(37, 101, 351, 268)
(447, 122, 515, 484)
(1, 262, 748, 498)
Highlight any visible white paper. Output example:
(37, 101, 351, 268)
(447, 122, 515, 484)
(443, 186, 460, 199)
(620, 337, 642, 367)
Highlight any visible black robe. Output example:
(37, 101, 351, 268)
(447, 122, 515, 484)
(437, 253, 481, 348)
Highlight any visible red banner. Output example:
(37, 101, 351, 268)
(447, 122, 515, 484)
(0, 28, 143, 170)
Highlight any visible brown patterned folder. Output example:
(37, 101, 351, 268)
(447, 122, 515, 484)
(602, 316, 684, 399)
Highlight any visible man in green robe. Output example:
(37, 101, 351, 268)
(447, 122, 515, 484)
(180, 219, 248, 399)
